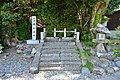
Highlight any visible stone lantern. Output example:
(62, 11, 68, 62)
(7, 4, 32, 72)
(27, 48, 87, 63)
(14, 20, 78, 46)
(91, 23, 111, 57)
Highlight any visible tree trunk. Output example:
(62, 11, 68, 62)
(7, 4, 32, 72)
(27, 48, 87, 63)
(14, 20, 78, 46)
(78, 11, 83, 34)
(90, 0, 110, 28)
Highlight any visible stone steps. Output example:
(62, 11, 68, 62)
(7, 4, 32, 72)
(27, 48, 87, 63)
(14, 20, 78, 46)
(41, 49, 77, 53)
(39, 66, 80, 71)
(43, 42, 75, 46)
(42, 46, 77, 49)
(39, 61, 81, 67)
(38, 70, 81, 74)
(39, 41, 81, 74)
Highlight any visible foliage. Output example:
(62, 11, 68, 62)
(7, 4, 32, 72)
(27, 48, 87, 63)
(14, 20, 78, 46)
(81, 34, 88, 41)
(101, 16, 110, 23)
(107, 0, 120, 14)
(0, 0, 115, 42)
(108, 39, 120, 48)
(0, 2, 20, 38)
(58, 32, 64, 39)
(94, 12, 100, 27)
(0, 3, 20, 26)
(84, 42, 96, 47)
(46, 26, 54, 37)
(0, 44, 4, 54)
(17, 21, 31, 40)
(114, 49, 120, 57)
(76, 48, 94, 72)
(115, 26, 120, 39)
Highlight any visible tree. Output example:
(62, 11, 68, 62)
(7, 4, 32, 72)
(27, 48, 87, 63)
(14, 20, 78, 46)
(107, 0, 120, 14)
(0, 2, 20, 46)
(90, 0, 110, 28)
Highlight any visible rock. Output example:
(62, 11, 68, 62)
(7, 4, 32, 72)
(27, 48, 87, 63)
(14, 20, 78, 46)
(11, 42, 17, 47)
(96, 52, 103, 57)
(105, 67, 114, 74)
(111, 61, 116, 66)
(82, 60, 87, 66)
(107, 54, 116, 61)
(0, 73, 5, 77)
(92, 67, 105, 76)
(23, 53, 33, 58)
(95, 43, 107, 53)
(82, 67, 90, 74)
(98, 58, 110, 68)
(106, 46, 113, 52)
(23, 49, 31, 54)
(113, 67, 119, 71)
(17, 49, 23, 54)
(31, 48, 37, 56)
(30, 52, 41, 74)
(115, 61, 120, 67)
(16, 44, 24, 48)
(90, 57, 99, 65)
(90, 48, 96, 55)
(5, 73, 12, 78)
(114, 57, 120, 62)
(79, 74, 96, 80)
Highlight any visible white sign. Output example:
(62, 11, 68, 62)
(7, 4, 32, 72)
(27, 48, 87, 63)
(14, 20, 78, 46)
(27, 16, 39, 44)
(32, 16, 37, 40)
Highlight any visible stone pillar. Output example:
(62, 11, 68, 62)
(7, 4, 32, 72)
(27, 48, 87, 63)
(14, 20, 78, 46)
(32, 16, 37, 40)
(64, 28, 66, 38)
(40, 32, 44, 42)
(74, 29, 77, 34)
(54, 28, 56, 37)
(27, 16, 39, 44)
(43, 28, 46, 33)
(76, 32, 80, 42)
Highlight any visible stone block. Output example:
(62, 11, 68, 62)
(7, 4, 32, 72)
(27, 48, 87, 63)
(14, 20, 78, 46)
(81, 67, 90, 74)
(27, 40, 39, 44)
(29, 52, 41, 74)
(29, 43, 43, 74)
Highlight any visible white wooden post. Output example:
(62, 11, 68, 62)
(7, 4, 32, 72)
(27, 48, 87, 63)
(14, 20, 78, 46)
(64, 28, 66, 38)
(41, 32, 44, 42)
(54, 28, 56, 37)
(74, 29, 77, 34)
(76, 32, 80, 42)
(43, 28, 46, 32)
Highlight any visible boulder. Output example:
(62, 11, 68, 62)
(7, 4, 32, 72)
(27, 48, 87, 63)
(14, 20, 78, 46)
(92, 67, 105, 76)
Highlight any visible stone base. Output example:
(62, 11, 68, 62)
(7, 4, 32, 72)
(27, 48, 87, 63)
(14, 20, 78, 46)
(27, 40, 39, 44)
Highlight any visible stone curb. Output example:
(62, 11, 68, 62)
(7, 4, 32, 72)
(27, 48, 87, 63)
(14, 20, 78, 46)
(29, 43, 43, 74)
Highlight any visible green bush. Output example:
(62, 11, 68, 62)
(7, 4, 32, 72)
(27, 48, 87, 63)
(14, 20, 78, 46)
(115, 26, 120, 39)
(17, 21, 31, 40)
(76, 48, 94, 72)
(84, 42, 96, 47)
(0, 44, 4, 54)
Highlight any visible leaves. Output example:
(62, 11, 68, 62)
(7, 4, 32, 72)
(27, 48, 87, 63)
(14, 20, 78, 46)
(76, 48, 94, 72)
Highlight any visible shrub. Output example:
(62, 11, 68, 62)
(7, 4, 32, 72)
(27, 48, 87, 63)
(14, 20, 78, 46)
(0, 44, 4, 54)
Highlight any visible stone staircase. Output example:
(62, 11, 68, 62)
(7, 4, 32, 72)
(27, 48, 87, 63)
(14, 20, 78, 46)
(38, 41, 81, 79)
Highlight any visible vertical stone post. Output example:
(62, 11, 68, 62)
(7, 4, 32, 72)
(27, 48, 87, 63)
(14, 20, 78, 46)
(43, 28, 46, 33)
(64, 28, 66, 38)
(76, 32, 80, 42)
(43, 28, 46, 40)
(40, 32, 44, 42)
(32, 16, 37, 40)
(54, 28, 56, 37)
(74, 29, 77, 38)
(74, 29, 77, 34)
(27, 16, 39, 44)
